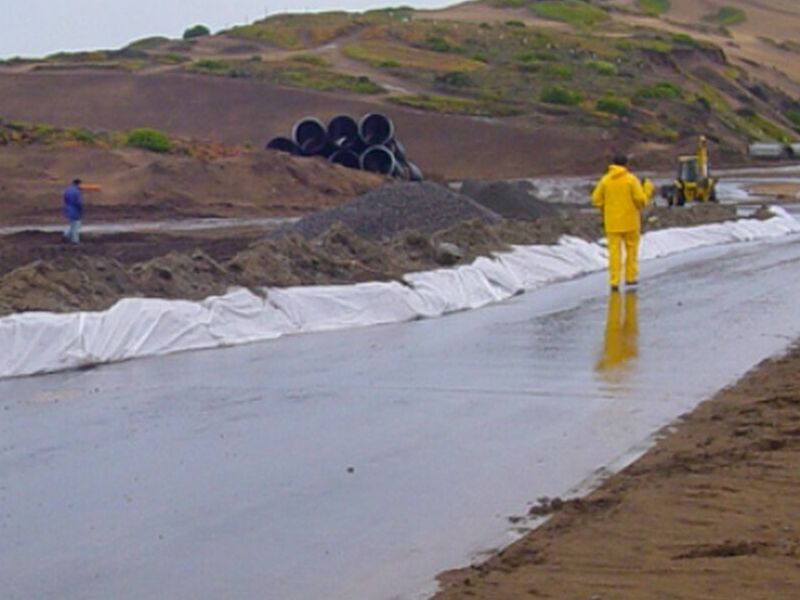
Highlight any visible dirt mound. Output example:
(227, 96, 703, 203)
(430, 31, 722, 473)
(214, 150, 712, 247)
(643, 203, 739, 231)
(286, 181, 502, 241)
(459, 179, 561, 220)
(0, 201, 745, 317)
(0, 143, 383, 225)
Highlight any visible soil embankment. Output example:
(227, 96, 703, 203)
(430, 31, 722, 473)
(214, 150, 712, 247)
(0, 182, 741, 317)
(434, 342, 800, 599)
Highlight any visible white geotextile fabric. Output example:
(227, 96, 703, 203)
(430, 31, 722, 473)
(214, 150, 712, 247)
(1, 209, 798, 379)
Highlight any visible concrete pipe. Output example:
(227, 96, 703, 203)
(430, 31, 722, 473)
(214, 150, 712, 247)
(329, 148, 360, 170)
(360, 145, 398, 175)
(291, 117, 329, 156)
(327, 115, 361, 150)
(265, 136, 300, 155)
(359, 113, 395, 147)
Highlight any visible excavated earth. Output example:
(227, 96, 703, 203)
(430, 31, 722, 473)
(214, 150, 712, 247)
(0, 179, 744, 317)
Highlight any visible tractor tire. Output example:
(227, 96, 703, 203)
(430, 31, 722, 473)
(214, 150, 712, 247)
(675, 189, 687, 207)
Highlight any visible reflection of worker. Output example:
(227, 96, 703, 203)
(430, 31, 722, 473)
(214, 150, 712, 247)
(62, 179, 100, 244)
(596, 290, 639, 372)
(591, 155, 654, 291)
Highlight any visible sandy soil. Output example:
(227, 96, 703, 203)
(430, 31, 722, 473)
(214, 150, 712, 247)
(0, 143, 383, 225)
(434, 341, 800, 599)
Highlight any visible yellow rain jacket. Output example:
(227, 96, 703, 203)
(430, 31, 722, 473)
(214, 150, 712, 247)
(591, 165, 653, 233)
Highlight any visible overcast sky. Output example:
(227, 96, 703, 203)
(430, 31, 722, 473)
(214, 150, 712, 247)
(0, 0, 453, 59)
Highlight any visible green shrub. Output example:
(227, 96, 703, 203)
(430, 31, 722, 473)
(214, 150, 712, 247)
(539, 85, 582, 105)
(546, 63, 574, 79)
(32, 124, 55, 141)
(183, 24, 211, 40)
(634, 81, 681, 102)
(193, 59, 229, 72)
(786, 109, 800, 128)
(67, 128, 97, 143)
(426, 35, 454, 53)
(504, 20, 526, 28)
(702, 6, 746, 27)
(586, 59, 617, 76)
(127, 128, 173, 152)
(671, 33, 699, 47)
(596, 95, 630, 116)
(378, 59, 400, 68)
(636, 0, 670, 16)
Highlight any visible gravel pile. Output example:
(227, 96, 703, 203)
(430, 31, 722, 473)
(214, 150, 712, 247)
(286, 181, 501, 241)
(459, 179, 561, 220)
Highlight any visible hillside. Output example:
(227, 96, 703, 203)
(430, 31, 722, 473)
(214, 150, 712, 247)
(1, 0, 799, 178)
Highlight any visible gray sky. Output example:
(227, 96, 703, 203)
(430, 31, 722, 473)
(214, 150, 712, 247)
(0, 0, 452, 59)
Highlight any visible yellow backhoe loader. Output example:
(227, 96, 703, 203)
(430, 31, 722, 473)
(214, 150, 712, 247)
(660, 136, 718, 206)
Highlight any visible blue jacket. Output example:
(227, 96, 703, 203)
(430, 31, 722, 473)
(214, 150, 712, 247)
(63, 183, 83, 221)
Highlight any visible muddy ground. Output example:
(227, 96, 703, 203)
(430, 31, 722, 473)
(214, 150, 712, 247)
(434, 341, 800, 599)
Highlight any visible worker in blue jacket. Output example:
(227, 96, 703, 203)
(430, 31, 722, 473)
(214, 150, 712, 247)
(63, 179, 84, 244)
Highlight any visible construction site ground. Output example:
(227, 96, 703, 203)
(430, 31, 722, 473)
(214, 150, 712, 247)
(434, 342, 800, 600)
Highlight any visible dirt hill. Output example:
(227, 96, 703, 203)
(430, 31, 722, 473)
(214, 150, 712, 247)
(1, 0, 798, 179)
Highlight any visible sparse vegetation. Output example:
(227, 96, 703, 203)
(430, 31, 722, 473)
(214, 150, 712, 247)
(546, 63, 574, 80)
(126, 128, 173, 152)
(637, 121, 679, 142)
(596, 95, 630, 116)
(786, 109, 800, 129)
(539, 85, 582, 106)
(343, 41, 485, 72)
(636, 0, 670, 16)
(436, 71, 473, 88)
(228, 12, 359, 50)
(126, 36, 170, 50)
(529, 1, 610, 27)
(183, 25, 211, 40)
(633, 81, 682, 103)
(192, 59, 229, 73)
(586, 60, 617, 76)
(388, 93, 490, 115)
(292, 53, 329, 67)
(702, 7, 746, 27)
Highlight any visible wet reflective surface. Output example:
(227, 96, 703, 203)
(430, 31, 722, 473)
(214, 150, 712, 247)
(2, 235, 800, 599)
(0, 216, 297, 237)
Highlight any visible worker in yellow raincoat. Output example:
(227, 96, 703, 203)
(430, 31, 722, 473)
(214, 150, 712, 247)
(591, 155, 654, 291)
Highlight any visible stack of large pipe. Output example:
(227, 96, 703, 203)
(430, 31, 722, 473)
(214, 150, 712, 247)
(266, 113, 423, 181)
